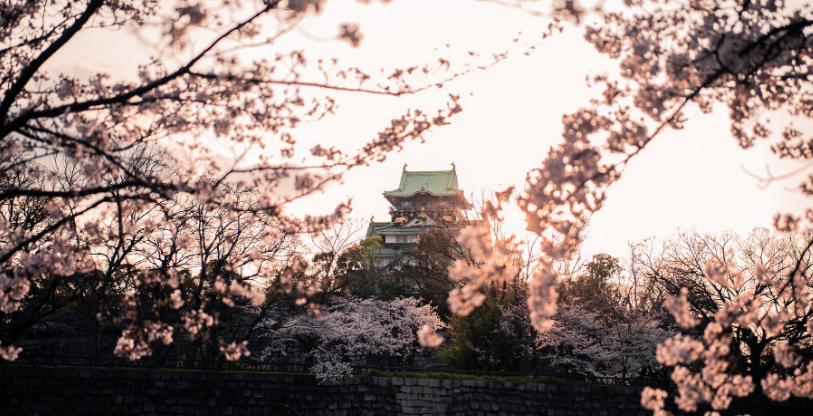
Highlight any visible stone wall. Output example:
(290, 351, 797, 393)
(0, 366, 810, 416)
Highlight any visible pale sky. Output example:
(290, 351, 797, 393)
(55, 0, 811, 259)
(281, 0, 811, 259)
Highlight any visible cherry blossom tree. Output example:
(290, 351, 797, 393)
(538, 302, 672, 381)
(630, 229, 813, 414)
(110, 184, 301, 363)
(0, 0, 516, 360)
(259, 296, 444, 380)
(539, 253, 673, 381)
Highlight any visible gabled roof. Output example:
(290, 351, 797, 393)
(366, 221, 432, 236)
(366, 220, 471, 239)
(366, 221, 391, 238)
(384, 169, 461, 198)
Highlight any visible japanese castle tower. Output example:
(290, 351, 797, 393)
(365, 164, 471, 267)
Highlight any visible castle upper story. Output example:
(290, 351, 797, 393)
(366, 165, 470, 249)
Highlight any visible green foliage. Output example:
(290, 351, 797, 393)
(384, 230, 457, 317)
(439, 298, 524, 372)
(311, 251, 337, 279)
(559, 253, 624, 322)
(335, 236, 382, 298)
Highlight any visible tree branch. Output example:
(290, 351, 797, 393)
(0, 4, 275, 139)
(0, 0, 105, 123)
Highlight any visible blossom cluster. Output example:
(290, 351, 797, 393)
(260, 297, 444, 381)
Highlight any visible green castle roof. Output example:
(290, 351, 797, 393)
(366, 221, 392, 238)
(383, 169, 462, 198)
(366, 221, 438, 237)
(366, 220, 472, 239)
